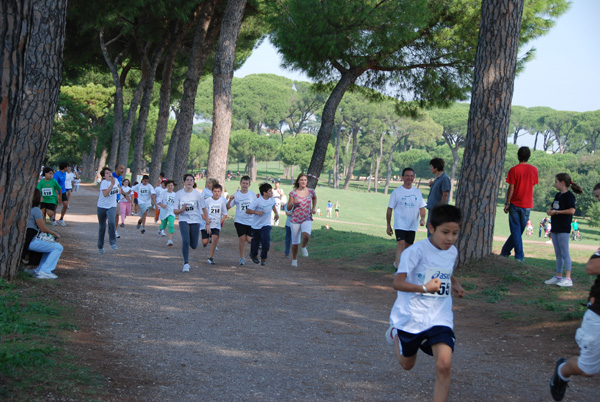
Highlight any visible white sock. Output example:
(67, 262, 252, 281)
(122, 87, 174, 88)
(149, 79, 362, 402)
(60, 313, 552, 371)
(558, 362, 570, 382)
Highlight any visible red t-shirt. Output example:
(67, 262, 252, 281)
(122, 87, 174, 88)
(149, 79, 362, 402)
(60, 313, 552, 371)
(506, 163, 538, 208)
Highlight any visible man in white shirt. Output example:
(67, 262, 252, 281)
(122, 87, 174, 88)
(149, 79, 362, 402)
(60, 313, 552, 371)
(386, 168, 426, 269)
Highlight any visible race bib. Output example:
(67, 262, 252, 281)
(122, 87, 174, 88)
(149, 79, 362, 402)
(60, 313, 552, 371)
(41, 188, 53, 197)
(141, 188, 148, 194)
(210, 205, 221, 215)
(423, 267, 453, 298)
(240, 201, 251, 211)
(167, 195, 176, 206)
(182, 201, 195, 212)
(109, 188, 119, 196)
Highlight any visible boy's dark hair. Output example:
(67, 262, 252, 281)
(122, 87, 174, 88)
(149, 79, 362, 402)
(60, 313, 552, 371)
(32, 188, 41, 208)
(429, 204, 462, 230)
(517, 146, 531, 162)
(429, 158, 445, 172)
(240, 175, 251, 182)
(259, 182, 272, 195)
(59, 162, 68, 170)
(213, 183, 223, 191)
(142, 175, 150, 181)
(99, 167, 112, 178)
(133, 181, 139, 186)
(402, 167, 415, 176)
(159, 172, 165, 178)
(165, 180, 176, 187)
(42, 166, 53, 175)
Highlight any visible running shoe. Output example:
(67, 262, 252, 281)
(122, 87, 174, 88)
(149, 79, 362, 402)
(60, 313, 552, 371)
(291, 260, 298, 267)
(140, 226, 145, 234)
(136, 219, 142, 229)
(167, 239, 173, 246)
(261, 259, 267, 266)
(182, 263, 190, 272)
(115, 231, 120, 238)
(99, 249, 105, 254)
(24, 268, 38, 277)
(239, 257, 246, 265)
(160, 230, 166, 236)
(550, 358, 568, 401)
(207, 257, 216, 265)
(251, 256, 260, 264)
(111, 244, 118, 250)
(36, 272, 58, 279)
(544, 276, 562, 285)
(52, 220, 58, 226)
(58, 219, 67, 227)
(120, 223, 124, 228)
(556, 278, 573, 287)
(301, 247, 309, 257)
(385, 325, 396, 346)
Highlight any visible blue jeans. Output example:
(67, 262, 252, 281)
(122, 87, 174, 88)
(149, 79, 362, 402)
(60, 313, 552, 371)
(285, 225, 292, 256)
(551, 232, 572, 274)
(97, 207, 117, 250)
(500, 204, 530, 261)
(250, 226, 271, 260)
(28, 238, 64, 274)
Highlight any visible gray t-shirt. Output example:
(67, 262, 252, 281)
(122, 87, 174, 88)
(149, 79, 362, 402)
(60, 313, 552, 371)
(28, 207, 43, 230)
(427, 172, 451, 210)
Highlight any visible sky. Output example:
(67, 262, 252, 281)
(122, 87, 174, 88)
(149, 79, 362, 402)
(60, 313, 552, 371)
(235, 0, 600, 113)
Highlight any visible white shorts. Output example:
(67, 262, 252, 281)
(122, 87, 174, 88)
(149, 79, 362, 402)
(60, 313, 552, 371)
(139, 203, 151, 214)
(291, 221, 312, 245)
(576, 309, 600, 375)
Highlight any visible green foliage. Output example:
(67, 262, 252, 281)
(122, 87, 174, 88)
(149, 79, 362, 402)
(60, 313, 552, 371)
(229, 129, 280, 164)
(394, 149, 432, 179)
(280, 134, 334, 172)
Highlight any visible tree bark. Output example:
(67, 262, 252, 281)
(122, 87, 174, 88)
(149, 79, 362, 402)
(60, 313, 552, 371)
(206, 0, 247, 184)
(333, 125, 340, 189)
(0, 0, 67, 280)
(81, 136, 99, 180)
(117, 72, 145, 170)
(373, 132, 385, 193)
(455, 0, 524, 266)
(96, 147, 108, 173)
(384, 138, 401, 195)
(342, 126, 359, 190)
(307, 68, 363, 188)
(366, 153, 375, 192)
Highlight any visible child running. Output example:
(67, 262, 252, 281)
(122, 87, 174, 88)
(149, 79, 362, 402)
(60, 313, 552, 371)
(118, 179, 133, 227)
(385, 204, 465, 402)
(287, 173, 317, 267)
(247, 183, 279, 266)
(226, 175, 256, 265)
(132, 175, 156, 234)
(204, 183, 228, 264)
(157, 180, 177, 246)
(36, 167, 62, 225)
(173, 174, 208, 272)
(154, 180, 167, 224)
(544, 173, 583, 287)
(549, 183, 600, 401)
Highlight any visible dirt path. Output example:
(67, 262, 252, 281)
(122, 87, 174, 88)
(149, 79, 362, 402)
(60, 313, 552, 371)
(46, 184, 596, 401)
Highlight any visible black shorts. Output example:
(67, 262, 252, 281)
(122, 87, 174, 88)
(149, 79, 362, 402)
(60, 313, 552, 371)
(397, 326, 455, 357)
(134, 198, 138, 204)
(40, 202, 57, 212)
(61, 192, 69, 202)
(201, 228, 220, 239)
(395, 229, 416, 244)
(234, 222, 253, 237)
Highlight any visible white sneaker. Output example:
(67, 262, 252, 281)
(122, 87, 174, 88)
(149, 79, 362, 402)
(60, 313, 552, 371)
(385, 325, 396, 346)
(167, 239, 173, 246)
(301, 247, 309, 257)
(115, 231, 120, 238)
(239, 257, 246, 265)
(556, 278, 573, 287)
(58, 219, 66, 227)
(182, 263, 190, 272)
(52, 220, 58, 226)
(291, 260, 298, 267)
(544, 276, 562, 285)
(36, 272, 58, 279)
(207, 257, 215, 265)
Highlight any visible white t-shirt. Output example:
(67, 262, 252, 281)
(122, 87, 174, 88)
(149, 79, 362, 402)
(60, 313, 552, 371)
(119, 186, 132, 203)
(249, 196, 276, 230)
(97, 180, 120, 209)
(175, 189, 206, 224)
(389, 239, 457, 334)
(205, 197, 228, 229)
(201, 187, 213, 200)
(229, 190, 256, 226)
(154, 186, 166, 209)
(388, 186, 426, 231)
(65, 172, 75, 190)
(158, 190, 177, 220)
(133, 183, 156, 206)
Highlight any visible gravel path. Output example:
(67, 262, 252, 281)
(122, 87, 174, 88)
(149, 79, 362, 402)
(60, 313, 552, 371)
(49, 184, 597, 401)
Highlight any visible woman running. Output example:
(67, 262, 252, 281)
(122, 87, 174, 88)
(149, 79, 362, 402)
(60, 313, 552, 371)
(97, 167, 120, 254)
(286, 173, 317, 267)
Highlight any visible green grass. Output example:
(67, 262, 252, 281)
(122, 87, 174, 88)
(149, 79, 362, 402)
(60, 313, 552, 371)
(0, 278, 104, 400)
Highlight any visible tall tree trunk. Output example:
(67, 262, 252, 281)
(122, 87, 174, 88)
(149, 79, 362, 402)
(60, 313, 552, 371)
(384, 138, 401, 195)
(206, 0, 247, 184)
(307, 68, 364, 188)
(81, 136, 99, 180)
(455, 0, 524, 265)
(366, 153, 375, 192)
(333, 125, 340, 189)
(168, 0, 221, 184)
(374, 132, 385, 193)
(117, 74, 145, 170)
(342, 127, 359, 190)
(246, 155, 257, 181)
(96, 147, 108, 173)
(533, 131, 538, 150)
(130, 41, 167, 182)
(449, 146, 459, 203)
(0, 0, 67, 280)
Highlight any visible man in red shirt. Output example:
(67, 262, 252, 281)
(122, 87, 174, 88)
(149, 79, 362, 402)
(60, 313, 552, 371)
(500, 147, 538, 262)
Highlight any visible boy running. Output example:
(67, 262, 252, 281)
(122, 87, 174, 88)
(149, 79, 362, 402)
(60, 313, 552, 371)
(227, 175, 256, 265)
(132, 175, 156, 234)
(247, 183, 279, 266)
(204, 184, 228, 264)
(385, 204, 465, 402)
(157, 180, 177, 246)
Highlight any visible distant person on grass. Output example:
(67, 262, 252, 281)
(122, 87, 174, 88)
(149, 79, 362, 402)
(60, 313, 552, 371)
(500, 146, 538, 262)
(425, 158, 451, 237)
(544, 173, 583, 287)
(385, 204, 465, 402)
(247, 182, 279, 266)
(549, 183, 600, 402)
(287, 173, 317, 268)
(386, 168, 426, 269)
(227, 175, 256, 266)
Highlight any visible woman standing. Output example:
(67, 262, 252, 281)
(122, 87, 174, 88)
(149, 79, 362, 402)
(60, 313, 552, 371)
(26, 189, 63, 279)
(544, 173, 583, 287)
(174, 174, 208, 273)
(286, 173, 317, 267)
(97, 167, 120, 254)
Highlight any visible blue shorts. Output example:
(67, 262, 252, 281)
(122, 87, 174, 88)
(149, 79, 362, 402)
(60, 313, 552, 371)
(397, 326, 455, 357)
